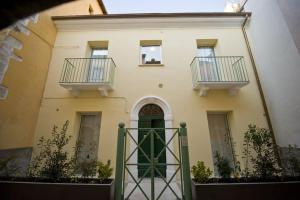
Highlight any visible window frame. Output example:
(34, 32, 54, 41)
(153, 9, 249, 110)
(207, 112, 236, 176)
(91, 48, 108, 58)
(139, 42, 163, 66)
(197, 46, 216, 57)
(76, 112, 102, 164)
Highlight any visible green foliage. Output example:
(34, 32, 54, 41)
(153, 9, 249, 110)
(214, 151, 233, 178)
(227, 131, 241, 178)
(75, 160, 97, 178)
(97, 160, 113, 181)
(28, 121, 74, 181)
(285, 145, 300, 176)
(233, 161, 241, 179)
(191, 161, 212, 183)
(242, 124, 281, 179)
(27, 120, 114, 183)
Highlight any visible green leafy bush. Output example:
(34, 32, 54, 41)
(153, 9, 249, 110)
(191, 161, 212, 183)
(243, 124, 281, 179)
(75, 160, 97, 178)
(214, 151, 233, 178)
(28, 121, 75, 181)
(233, 161, 241, 179)
(26, 120, 114, 183)
(97, 160, 113, 181)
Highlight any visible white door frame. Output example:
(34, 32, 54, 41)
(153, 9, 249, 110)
(129, 95, 175, 181)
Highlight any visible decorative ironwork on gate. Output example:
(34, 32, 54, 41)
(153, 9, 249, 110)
(115, 123, 192, 200)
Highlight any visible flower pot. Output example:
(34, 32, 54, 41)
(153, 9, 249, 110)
(191, 179, 300, 200)
(0, 179, 114, 200)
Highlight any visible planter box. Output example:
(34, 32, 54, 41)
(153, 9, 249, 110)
(192, 180, 300, 200)
(0, 180, 114, 200)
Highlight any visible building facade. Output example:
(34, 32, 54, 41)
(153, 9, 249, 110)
(32, 13, 268, 179)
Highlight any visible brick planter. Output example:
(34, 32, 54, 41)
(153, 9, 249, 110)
(0, 180, 114, 200)
(192, 180, 300, 200)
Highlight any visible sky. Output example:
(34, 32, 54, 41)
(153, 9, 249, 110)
(102, 0, 229, 14)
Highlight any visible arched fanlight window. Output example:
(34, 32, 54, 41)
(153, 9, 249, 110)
(139, 104, 164, 117)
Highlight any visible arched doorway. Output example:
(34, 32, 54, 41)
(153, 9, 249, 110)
(130, 95, 174, 180)
(138, 104, 166, 177)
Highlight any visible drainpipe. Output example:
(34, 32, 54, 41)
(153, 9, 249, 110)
(241, 15, 282, 167)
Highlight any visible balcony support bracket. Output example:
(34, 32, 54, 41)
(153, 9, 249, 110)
(199, 87, 209, 97)
(98, 88, 108, 96)
(70, 88, 80, 97)
(229, 88, 239, 96)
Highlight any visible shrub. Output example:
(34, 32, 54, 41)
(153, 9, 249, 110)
(27, 120, 114, 183)
(243, 124, 281, 179)
(233, 161, 241, 179)
(214, 151, 233, 178)
(191, 161, 212, 183)
(97, 160, 113, 181)
(28, 120, 74, 181)
(75, 160, 97, 178)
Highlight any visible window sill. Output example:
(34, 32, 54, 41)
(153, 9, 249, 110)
(138, 64, 164, 67)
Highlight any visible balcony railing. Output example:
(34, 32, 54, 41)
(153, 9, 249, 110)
(190, 56, 249, 96)
(59, 58, 116, 96)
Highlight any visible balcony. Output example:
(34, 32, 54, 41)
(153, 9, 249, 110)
(59, 58, 116, 96)
(190, 56, 249, 96)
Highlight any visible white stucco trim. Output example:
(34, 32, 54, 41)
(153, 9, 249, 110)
(129, 95, 175, 181)
(130, 95, 173, 121)
(54, 17, 246, 31)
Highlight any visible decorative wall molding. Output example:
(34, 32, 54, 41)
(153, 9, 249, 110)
(130, 95, 173, 121)
(0, 15, 38, 99)
(54, 16, 247, 31)
(0, 85, 8, 100)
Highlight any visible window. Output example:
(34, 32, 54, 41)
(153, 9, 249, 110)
(140, 40, 162, 65)
(91, 48, 108, 58)
(197, 46, 215, 57)
(197, 46, 219, 81)
(88, 48, 108, 82)
(76, 113, 101, 164)
(207, 113, 234, 176)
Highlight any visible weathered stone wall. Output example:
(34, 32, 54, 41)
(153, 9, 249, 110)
(0, 147, 32, 176)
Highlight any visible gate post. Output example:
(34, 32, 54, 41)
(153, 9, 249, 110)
(115, 122, 126, 200)
(180, 122, 192, 200)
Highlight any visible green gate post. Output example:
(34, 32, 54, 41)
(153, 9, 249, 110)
(150, 129, 155, 200)
(180, 122, 192, 200)
(115, 122, 126, 200)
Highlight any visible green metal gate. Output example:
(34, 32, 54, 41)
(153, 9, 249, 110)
(115, 122, 192, 200)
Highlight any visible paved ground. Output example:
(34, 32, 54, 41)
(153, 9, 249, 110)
(124, 178, 182, 200)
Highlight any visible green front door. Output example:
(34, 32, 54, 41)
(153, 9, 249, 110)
(138, 104, 166, 178)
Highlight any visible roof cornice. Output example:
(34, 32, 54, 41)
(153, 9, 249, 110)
(52, 12, 251, 20)
(52, 12, 251, 31)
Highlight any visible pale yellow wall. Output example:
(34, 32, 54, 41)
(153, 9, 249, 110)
(0, 12, 56, 149)
(47, 0, 104, 16)
(34, 26, 268, 173)
(0, 0, 106, 151)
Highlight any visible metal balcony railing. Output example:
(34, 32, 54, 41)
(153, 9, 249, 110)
(59, 58, 116, 85)
(190, 56, 249, 88)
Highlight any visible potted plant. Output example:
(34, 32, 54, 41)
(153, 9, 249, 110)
(191, 124, 300, 200)
(0, 121, 114, 200)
